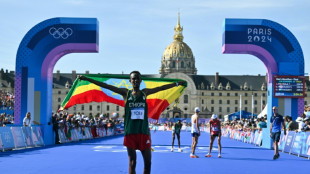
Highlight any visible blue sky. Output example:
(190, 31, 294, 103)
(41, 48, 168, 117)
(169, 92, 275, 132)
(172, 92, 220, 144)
(0, 0, 309, 76)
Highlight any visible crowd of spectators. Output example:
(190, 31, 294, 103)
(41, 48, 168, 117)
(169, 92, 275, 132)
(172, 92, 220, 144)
(0, 89, 14, 110)
(51, 112, 123, 143)
(0, 112, 14, 126)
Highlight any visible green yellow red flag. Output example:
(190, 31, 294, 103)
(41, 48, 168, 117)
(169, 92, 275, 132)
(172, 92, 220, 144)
(59, 74, 187, 119)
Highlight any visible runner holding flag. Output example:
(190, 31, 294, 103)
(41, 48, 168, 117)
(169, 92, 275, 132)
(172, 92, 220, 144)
(79, 71, 186, 174)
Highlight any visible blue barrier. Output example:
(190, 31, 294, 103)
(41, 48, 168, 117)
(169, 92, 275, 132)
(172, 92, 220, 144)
(221, 127, 310, 159)
(0, 127, 15, 150)
(0, 126, 44, 151)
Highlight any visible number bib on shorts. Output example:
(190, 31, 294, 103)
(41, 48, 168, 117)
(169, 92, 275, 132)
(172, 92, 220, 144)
(131, 108, 145, 120)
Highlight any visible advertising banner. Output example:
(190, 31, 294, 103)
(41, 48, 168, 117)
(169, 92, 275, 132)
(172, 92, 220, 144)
(22, 127, 35, 147)
(31, 126, 44, 146)
(278, 131, 286, 151)
(300, 132, 310, 158)
(0, 134, 3, 151)
(255, 132, 263, 146)
(284, 131, 295, 153)
(290, 132, 306, 155)
(58, 129, 69, 143)
(0, 127, 15, 150)
(11, 127, 26, 148)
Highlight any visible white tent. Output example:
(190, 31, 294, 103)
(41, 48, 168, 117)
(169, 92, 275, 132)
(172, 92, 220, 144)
(257, 104, 267, 118)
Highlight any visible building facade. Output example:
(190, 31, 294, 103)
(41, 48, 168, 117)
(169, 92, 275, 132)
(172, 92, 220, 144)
(1, 14, 309, 119)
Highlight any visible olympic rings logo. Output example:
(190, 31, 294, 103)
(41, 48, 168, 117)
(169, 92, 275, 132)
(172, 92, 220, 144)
(49, 27, 73, 39)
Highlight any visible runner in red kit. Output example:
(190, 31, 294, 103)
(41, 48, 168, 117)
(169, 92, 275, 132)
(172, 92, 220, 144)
(205, 114, 222, 158)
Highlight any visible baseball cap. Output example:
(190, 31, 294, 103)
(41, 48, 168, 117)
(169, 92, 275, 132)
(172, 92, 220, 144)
(194, 107, 200, 113)
(211, 114, 218, 119)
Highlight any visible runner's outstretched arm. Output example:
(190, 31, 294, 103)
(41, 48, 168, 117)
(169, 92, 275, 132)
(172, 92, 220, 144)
(79, 75, 128, 98)
(143, 81, 186, 96)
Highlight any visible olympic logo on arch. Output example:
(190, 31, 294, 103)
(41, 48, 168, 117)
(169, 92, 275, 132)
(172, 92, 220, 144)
(49, 27, 73, 39)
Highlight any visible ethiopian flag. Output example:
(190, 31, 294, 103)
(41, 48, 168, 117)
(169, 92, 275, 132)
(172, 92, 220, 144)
(59, 74, 187, 119)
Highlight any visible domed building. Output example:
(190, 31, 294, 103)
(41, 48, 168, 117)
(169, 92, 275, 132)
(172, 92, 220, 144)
(159, 13, 197, 75)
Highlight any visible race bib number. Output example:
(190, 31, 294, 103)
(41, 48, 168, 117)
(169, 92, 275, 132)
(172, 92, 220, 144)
(212, 127, 219, 131)
(131, 108, 145, 120)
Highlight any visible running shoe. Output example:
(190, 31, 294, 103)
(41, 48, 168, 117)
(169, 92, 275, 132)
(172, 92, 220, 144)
(171, 148, 174, 152)
(151, 148, 155, 152)
(178, 148, 183, 152)
(190, 154, 199, 158)
(273, 155, 277, 160)
(218, 154, 221, 158)
(205, 153, 211, 157)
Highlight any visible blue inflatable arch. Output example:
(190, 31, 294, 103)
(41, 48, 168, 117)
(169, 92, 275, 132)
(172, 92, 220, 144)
(15, 18, 99, 145)
(222, 19, 304, 148)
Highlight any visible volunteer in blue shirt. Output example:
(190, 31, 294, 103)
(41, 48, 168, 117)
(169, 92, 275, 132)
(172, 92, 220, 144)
(270, 106, 286, 160)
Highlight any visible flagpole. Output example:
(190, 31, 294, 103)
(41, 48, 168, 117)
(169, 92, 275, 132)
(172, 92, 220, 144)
(240, 95, 242, 120)
(261, 95, 263, 112)
(252, 95, 254, 118)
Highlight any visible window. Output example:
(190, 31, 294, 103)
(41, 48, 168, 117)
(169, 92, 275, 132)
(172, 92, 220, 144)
(89, 105, 92, 111)
(219, 107, 222, 112)
(73, 106, 76, 111)
(305, 101, 308, 105)
(202, 92, 204, 96)
(66, 91, 69, 94)
(58, 91, 61, 94)
(254, 107, 257, 113)
(245, 107, 248, 112)
(211, 100, 214, 104)
(219, 100, 222, 104)
(235, 100, 238, 104)
(172, 61, 176, 68)
(211, 107, 214, 112)
(245, 93, 248, 97)
(227, 93, 230, 96)
(97, 105, 100, 111)
(227, 100, 230, 104)
(263, 93, 266, 97)
(211, 93, 214, 96)
(263, 100, 266, 105)
(227, 107, 230, 112)
(202, 99, 204, 104)
(235, 93, 238, 96)
(219, 93, 222, 96)
(116, 106, 119, 111)
(184, 95, 188, 103)
(107, 105, 110, 111)
(81, 105, 84, 111)
(181, 61, 184, 68)
(58, 98, 61, 102)
(245, 100, 248, 105)
(254, 100, 257, 105)
(254, 93, 257, 97)
(305, 93, 308, 97)
(235, 107, 238, 112)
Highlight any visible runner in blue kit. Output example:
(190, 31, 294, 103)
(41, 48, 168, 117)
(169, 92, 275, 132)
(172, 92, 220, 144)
(270, 106, 286, 160)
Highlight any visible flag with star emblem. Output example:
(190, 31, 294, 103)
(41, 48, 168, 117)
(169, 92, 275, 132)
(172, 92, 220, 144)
(59, 74, 187, 119)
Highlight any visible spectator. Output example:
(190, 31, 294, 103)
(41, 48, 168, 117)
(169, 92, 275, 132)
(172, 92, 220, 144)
(52, 113, 60, 144)
(296, 113, 306, 132)
(23, 112, 40, 126)
(286, 116, 298, 131)
(301, 118, 310, 132)
(257, 118, 267, 131)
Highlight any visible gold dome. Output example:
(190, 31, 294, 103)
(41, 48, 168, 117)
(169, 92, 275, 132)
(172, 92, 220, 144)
(162, 41, 194, 60)
(159, 12, 197, 75)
